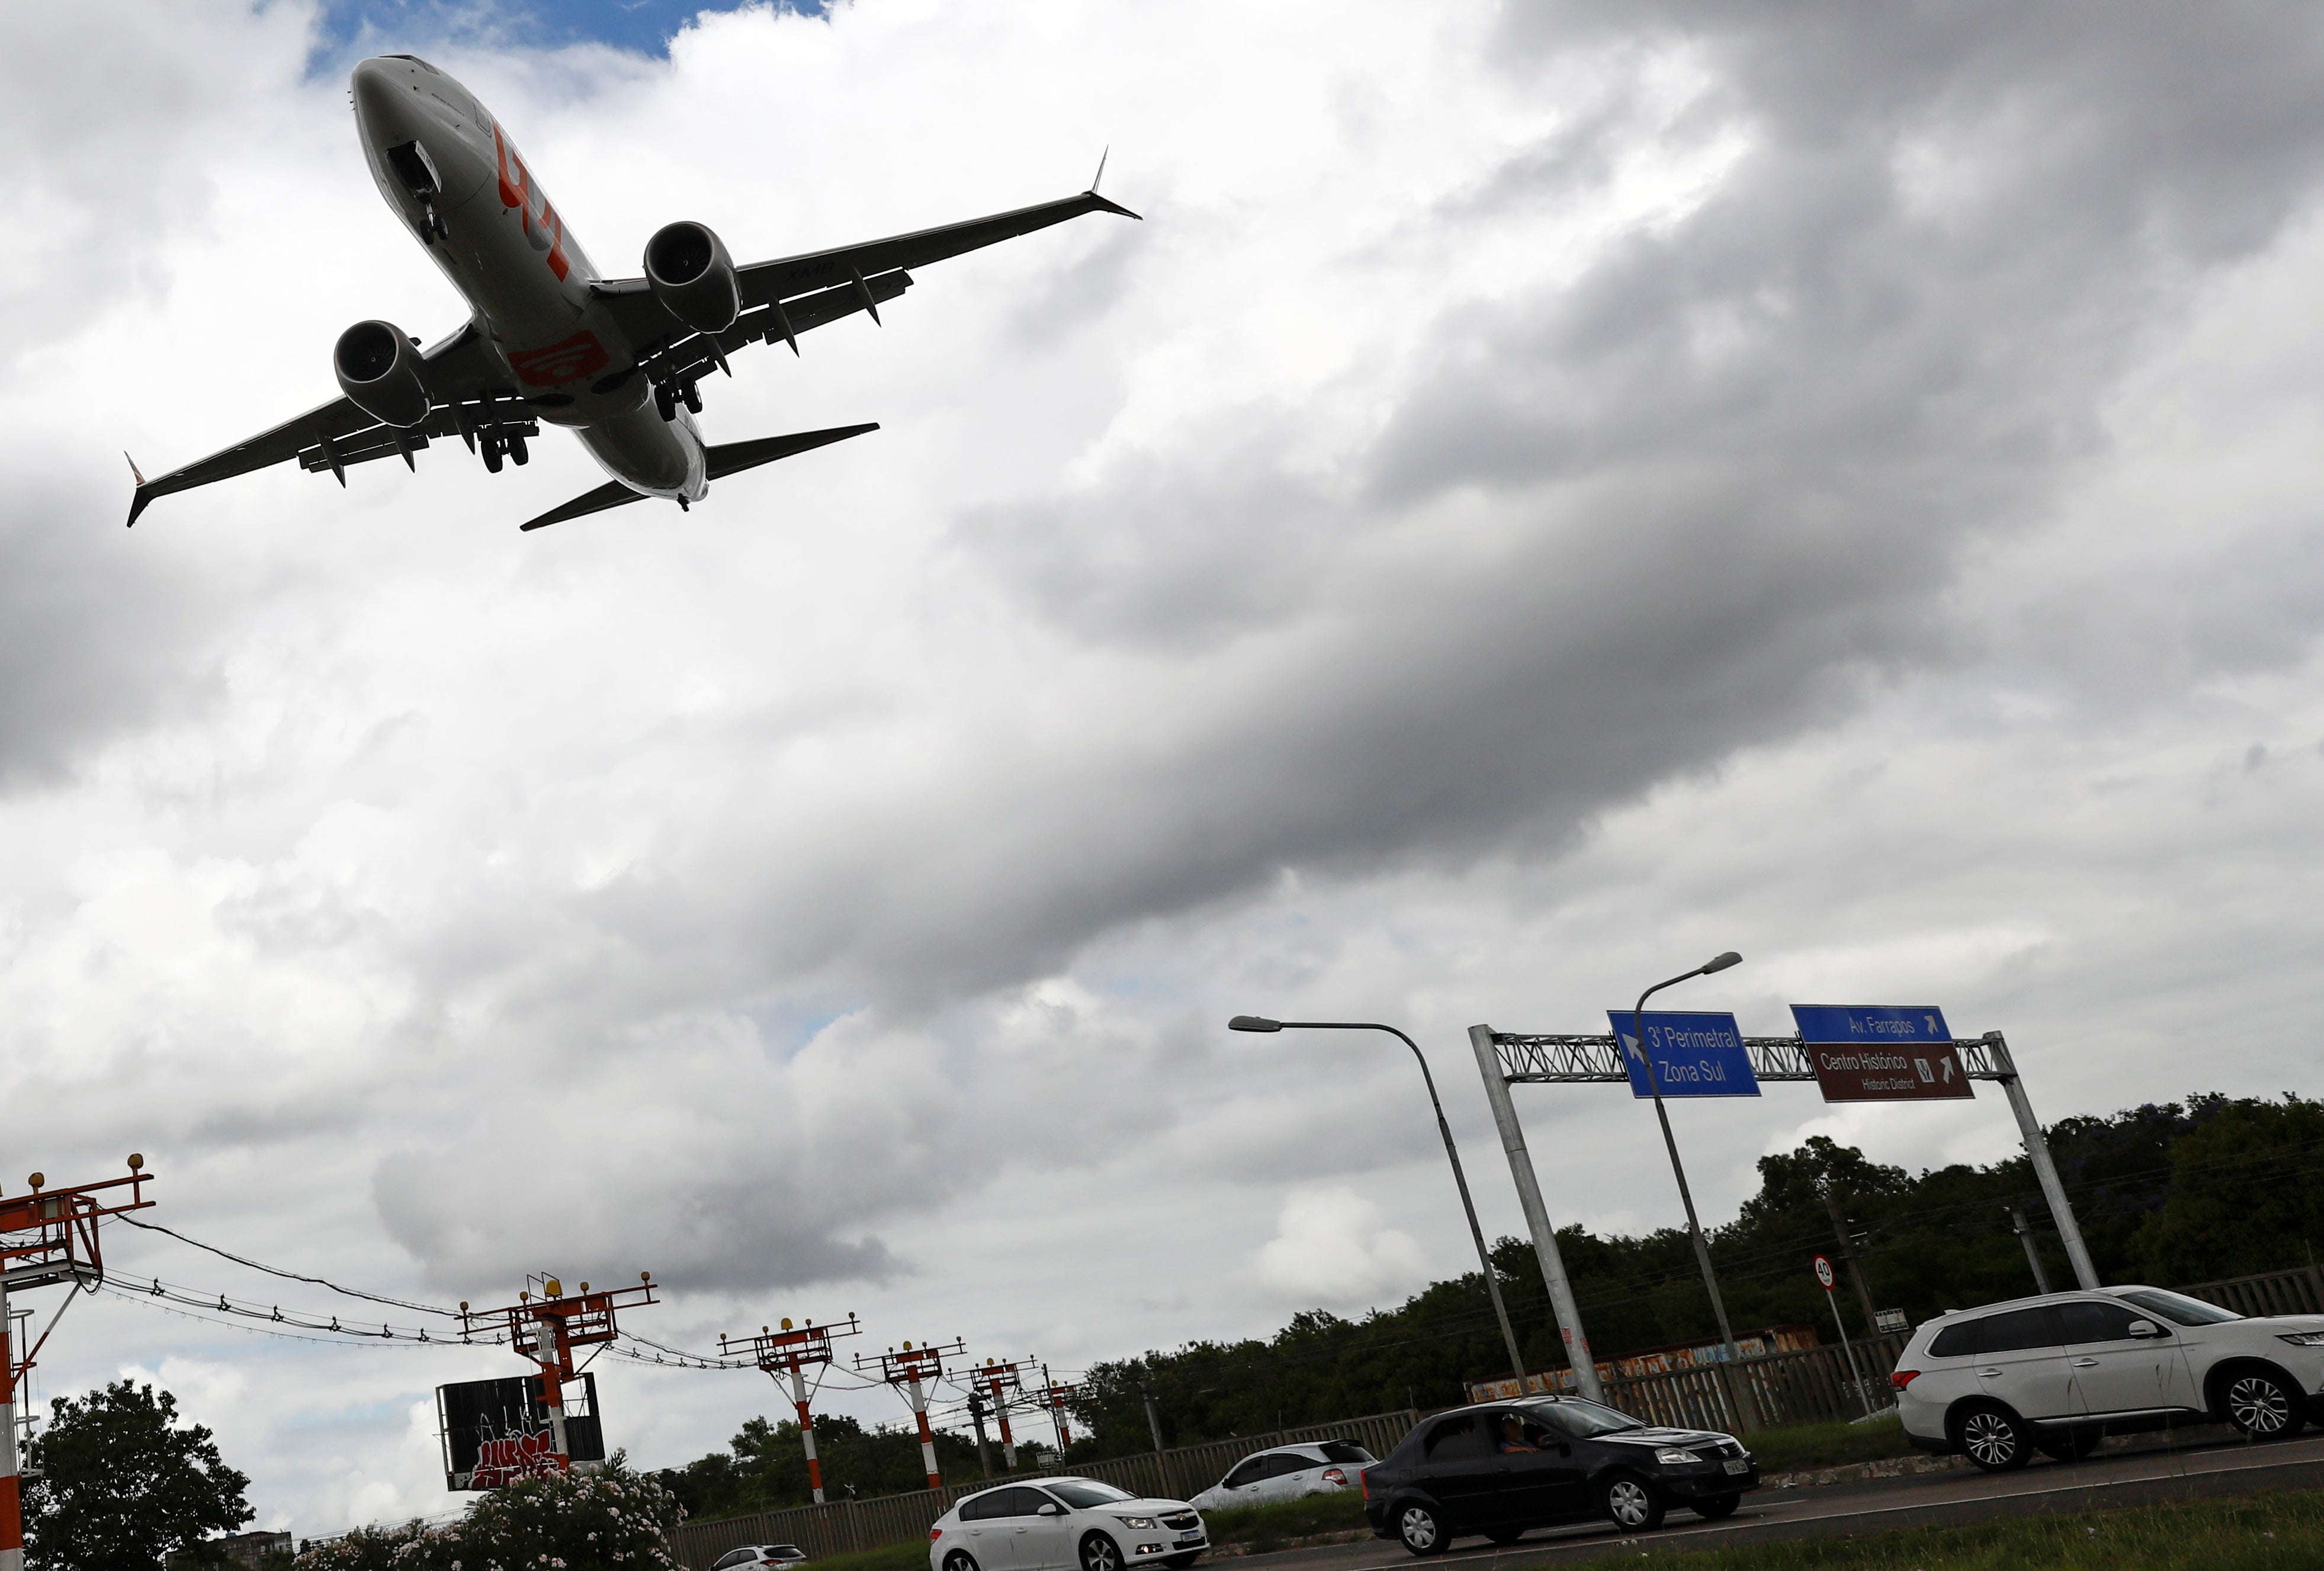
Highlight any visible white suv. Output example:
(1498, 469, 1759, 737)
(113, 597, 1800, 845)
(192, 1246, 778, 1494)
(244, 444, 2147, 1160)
(1892, 1284, 2324, 1471)
(1189, 1440, 1375, 1511)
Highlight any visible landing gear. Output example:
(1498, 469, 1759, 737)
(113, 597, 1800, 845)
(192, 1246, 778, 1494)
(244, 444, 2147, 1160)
(508, 432, 528, 466)
(680, 380, 702, 414)
(482, 435, 503, 474)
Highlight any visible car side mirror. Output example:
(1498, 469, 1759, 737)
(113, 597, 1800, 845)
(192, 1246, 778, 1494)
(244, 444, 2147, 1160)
(1038, 1503, 1066, 1517)
(2126, 1319, 2165, 1339)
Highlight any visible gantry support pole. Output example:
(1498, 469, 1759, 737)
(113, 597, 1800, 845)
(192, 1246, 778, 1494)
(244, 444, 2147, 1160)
(907, 1374, 940, 1490)
(1468, 1025, 1603, 1402)
(1985, 1033, 2098, 1290)
(787, 1354, 826, 1503)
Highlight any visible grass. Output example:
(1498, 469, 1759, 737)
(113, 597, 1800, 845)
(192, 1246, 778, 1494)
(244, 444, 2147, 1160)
(795, 1543, 933, 1571)
(1740, 1414, 1918, 1476)
(1549, 1486, 2324, 1569)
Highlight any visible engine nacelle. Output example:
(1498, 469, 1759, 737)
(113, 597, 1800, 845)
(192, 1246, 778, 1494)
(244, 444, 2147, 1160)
(644, 220, 740, 335)
(333, 320, 431, 428)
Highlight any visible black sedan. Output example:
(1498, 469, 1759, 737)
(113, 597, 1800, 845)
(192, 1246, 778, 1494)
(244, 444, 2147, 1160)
(1360, 1396, 1757, 1551)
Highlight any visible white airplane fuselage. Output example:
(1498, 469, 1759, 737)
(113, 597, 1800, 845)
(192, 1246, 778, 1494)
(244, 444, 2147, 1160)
(350, 55, 706, 500)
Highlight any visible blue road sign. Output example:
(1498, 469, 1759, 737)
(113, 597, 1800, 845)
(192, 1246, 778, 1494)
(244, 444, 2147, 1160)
(1609, 1010, 1761, 1098)
(1790, 1005, 1952, 1044)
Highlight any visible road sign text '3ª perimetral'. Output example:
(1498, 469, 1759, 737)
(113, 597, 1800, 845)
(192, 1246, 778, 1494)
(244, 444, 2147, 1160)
(1609, 1011, 1761, 1098)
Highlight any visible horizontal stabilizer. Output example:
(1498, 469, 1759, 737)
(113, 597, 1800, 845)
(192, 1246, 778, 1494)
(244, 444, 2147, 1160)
(517, 423, 880, 532)
(706, 422, 880, 480)
(518, 479, 651, 532)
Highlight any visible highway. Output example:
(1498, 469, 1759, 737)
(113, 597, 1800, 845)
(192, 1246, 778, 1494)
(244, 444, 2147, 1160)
(1228, 1432, 2324, 1567)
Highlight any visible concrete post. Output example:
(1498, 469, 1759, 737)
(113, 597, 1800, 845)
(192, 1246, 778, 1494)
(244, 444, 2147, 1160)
(1984, 1033, 2098, 1290)
(1468, 1025, 1604, 1403)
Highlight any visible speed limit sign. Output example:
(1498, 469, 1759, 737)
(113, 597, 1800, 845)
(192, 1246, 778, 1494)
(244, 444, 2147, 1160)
(1813, 1253, 1837, 1290)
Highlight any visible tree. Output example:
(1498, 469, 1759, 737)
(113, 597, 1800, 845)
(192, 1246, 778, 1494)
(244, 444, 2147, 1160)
(25, 1380, 252, 1571)
(292, 1458, 685, 1571)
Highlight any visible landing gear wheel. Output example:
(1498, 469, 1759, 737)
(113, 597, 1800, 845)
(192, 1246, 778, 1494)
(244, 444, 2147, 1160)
(1691, 1494, 1741, 1521)
(1956, 1405, 2031, 1472)
(681, 380, 703, 414)
(1485, 1528, 1525, 1545)
(943, 1554, 980, 1571)
(509, 434, 529, 466)
(2223, 1370, 2306, 1438)
(482, 438, 503, 474)
(1600, 1473, 1664, 1532)
(1079, 1534, 1123, 1571)
(1395, 1503, 1447, 1557)
(2036, 1430, 2100, 1462)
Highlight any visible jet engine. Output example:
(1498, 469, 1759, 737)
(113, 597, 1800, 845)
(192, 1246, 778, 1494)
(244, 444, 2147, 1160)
(644, 220, 740, 335)
(333, 320, 432, 428)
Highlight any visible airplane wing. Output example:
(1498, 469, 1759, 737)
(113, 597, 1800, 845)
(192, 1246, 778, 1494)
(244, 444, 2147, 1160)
(589, 187, 1139, 388)
(124, 323, 527, 525)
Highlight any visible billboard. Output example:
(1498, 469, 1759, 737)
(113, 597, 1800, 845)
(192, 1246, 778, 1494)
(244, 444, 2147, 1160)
(438, 1373, 604, 1490)
(1790, 1005, 1972, 1102)
(1609, 1010, 1761, 1098)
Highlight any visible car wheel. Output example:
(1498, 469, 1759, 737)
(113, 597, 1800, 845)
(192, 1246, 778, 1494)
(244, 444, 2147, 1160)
(2036, 1429, 2100, 1463)
(2222, 1368, 2306, 1439)
(1485, 1528, 1525, 1545)
(1080, 1534, 1124, 1571)
(943, 1553, 980, 1571)
(1691, 1493, 1741, 1521)
(1395, 1502, 1448, 1557)
(1599, 1473, 1665, 1532)
(1954, 1405, 2031, 1473)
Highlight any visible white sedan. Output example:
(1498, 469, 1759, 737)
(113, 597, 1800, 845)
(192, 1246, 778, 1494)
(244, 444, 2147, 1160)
(1190, 1441, 1376, 1512)
(930, 1478, 1206, 1571)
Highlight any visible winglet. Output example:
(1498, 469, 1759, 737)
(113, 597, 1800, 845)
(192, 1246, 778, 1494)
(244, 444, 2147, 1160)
(124, 452, 152, 528)
(1083, 150, 1140, 220)
(1091, 146, 1109, 194)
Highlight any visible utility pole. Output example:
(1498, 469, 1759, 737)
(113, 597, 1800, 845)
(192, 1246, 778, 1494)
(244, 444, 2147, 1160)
(856, 1339, 965, 1492)
(2007, 1206, 2053, 1294)
(967, 1390, 994, 1479)
(1138, 1370, 1171, 1498)
(0, 1158, 156, 1571)
(462, 1272, 659, 1478)
(720, 1313, 862, 1504)
(1821, 1190, 1880, 1336)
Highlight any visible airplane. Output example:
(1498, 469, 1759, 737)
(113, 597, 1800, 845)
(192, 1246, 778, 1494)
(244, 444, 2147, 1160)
(124, 54, 1137, 532)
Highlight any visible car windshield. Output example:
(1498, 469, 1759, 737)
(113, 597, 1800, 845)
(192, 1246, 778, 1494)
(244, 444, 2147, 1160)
(1523, 1398, 1644, 1437)
(2117, 1288, 2243, 1327)
(1047, 1481, 1138, 1508)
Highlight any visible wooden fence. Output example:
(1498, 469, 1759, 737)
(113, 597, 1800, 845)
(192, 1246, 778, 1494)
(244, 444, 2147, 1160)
(672, 1410, 1419, 1571)
(1597, 1335, 1905, 1435)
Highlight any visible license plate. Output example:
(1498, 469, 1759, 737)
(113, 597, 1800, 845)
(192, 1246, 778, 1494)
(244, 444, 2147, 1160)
(1176, 1532, 1203, 1544)
(1722, 1458, 1749, 1476)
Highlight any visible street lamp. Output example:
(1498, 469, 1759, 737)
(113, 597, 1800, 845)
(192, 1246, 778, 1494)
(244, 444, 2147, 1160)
(1230, 1015, 1530, 1391)
(1625, 951, 1763, 1431)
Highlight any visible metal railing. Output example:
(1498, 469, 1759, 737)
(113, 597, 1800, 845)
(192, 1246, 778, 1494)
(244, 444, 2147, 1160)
(2181, 1264, 2324, 1319)
(671, 1410, 1420, 1570)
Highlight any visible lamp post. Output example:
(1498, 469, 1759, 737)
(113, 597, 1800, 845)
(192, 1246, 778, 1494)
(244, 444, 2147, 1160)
(1625, 951, 1762, 1431)
(1230, 1016, 1530, 1391)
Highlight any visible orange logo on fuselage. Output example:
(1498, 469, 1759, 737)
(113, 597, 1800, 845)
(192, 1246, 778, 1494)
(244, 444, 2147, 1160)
(508, 332, 611, 387)
(492, 121, 570, 283)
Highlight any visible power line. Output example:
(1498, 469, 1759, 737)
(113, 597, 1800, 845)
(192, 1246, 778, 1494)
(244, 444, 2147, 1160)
(115, 1215, 460, 1317)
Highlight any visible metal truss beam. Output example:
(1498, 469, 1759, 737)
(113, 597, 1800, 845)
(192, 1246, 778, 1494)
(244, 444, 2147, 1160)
(1490, 1033, 2015, 1085)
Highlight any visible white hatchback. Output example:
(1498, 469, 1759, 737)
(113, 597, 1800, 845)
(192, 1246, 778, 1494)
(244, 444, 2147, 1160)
(1189, 1440, 1376, 1511)
(930, 1478, 1206, 1571)
(1892, 1284, 2324, 1471)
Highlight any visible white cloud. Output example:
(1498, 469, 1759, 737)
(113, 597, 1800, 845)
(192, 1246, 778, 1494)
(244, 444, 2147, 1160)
(1256, 1188, 1428, 1307)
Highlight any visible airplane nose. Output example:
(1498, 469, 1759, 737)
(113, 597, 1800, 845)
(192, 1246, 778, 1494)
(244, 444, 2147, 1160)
(350, 57, 423, 148)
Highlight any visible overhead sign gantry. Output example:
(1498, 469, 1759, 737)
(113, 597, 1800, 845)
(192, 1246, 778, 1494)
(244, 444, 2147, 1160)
(1468, 1017, 2094, 1407)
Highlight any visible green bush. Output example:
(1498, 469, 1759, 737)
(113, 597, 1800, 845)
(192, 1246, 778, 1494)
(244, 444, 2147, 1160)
(294, 1460, 685, 1571)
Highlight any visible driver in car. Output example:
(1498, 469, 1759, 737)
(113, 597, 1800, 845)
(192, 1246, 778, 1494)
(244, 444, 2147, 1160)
(1497, 1416, 1539, 1454)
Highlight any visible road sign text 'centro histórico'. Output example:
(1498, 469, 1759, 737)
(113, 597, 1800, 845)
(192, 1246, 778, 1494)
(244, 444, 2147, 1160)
(1790, 1005, 1974, 1102)
(1610, 1011, 1761, 1098)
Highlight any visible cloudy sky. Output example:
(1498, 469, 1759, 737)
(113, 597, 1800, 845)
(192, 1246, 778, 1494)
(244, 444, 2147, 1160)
(9, 0, 2324, 1538)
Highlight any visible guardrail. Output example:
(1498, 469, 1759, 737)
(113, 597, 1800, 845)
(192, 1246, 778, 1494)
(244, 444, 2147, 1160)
(672, 1410, 1420, 1570)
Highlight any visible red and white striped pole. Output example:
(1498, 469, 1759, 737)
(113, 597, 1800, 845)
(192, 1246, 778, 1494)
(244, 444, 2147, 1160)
(787, 1352, 824, 1503)
(1, 1276, 21, 1571)
(988, 1373, 1017, 1469)
(907, 1372, 941, 1490)
(1045, 1365, 1071, 1450)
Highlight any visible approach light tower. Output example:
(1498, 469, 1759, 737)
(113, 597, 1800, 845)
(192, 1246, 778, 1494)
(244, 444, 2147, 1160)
(460, 1272, 658, 1476)
(1035, 1362, 1080, 1453)
(857, 1338, 965, 1491)
(0, 1158, 156, 1571)
(720, 1313, 862, 1503)
(974, 1358, 1029, 1469)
